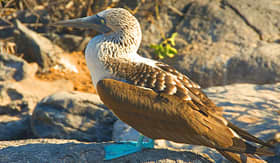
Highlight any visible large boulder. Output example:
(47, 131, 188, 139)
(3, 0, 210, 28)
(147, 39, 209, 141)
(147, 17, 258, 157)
(31, 91, 117, 142)
(0, 139, 213, 163)
(14, 20, 63, 69)
(0, 77, 73, 140)
(51, 34, 92, 52)
(0, 54, 38, 140)
(136, 0, 280, 88)
(112, 82, 280, 162)
(0, 116, 32, 140)
(0, 53, 32, 81)
(0, 81, 35, 140)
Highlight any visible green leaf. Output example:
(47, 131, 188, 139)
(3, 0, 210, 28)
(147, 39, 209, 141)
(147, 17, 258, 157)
(171, 32, 177, 39)
(169, 32, 177, 46)
(150, 44, 158, 50)
(158, 53, 165, 59)
(168, 47, 177, 54)
(166, 52, 175, 58)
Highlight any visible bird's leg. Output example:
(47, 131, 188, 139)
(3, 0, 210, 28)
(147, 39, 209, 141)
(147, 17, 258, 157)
(136, 134, 154, 148)
(104, 134, 154, 160)
(136, 134, 144, 148)
(147, 139, 155, 148)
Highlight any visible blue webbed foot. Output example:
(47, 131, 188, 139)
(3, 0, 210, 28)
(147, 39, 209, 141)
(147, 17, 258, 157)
(104, 135, 154, 160)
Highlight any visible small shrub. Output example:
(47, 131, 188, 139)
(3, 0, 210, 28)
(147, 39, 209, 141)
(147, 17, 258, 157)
(150, 32, 178, 59)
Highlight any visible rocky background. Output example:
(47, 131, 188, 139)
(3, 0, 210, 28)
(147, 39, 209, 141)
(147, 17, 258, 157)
(0, 0, 279, 162)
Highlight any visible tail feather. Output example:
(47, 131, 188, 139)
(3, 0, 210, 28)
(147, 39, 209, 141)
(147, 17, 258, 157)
(228, 121, 273, 148)
(223, 137, 275, 156)
(217, 137, 274, 163)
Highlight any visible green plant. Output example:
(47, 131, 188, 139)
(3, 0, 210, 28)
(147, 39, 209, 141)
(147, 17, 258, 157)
(150, 32, 178, 59)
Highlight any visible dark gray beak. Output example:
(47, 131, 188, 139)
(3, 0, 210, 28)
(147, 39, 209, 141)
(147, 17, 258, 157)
(51, 15, 112, 34)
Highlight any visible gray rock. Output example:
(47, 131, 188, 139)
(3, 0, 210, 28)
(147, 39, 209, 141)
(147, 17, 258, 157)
(113, 119, 150, 142)
(0, 80, 38, 140)
(0, 81, 38, 116)
(14, 20, 63, 69)
(0, 116, 33, 140)
(112, 82, 280, 162)
(0, 53, 30, 81)
(52, 34, 91, 52)
(136, 0, 280, 88)
(226, 43, 280, 84)
(224, 0, 280, 42)
(0, 138, 213, 163)
(31, 91, 117, 142)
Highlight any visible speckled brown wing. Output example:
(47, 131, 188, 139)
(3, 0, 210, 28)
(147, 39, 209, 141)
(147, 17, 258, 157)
(104, 58, 220, 115)
(104, 58, 211, 115)
(155, 62, 223, 114)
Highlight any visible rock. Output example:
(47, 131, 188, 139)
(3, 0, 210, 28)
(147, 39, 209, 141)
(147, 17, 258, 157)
(224, 0, 280, 42)
(52, 34, 92, 52)
(0, 53, 74, 140)
(0, 69, 36, 140)
(226, 43, 280, 84)
(136, 0, 280, 88)
(0, 116, 33, 140)
(0, 53, 32, 81)
(0, 72, 65, 140)
(0, 83, 30, 115)
(0, 139, 213, 163)
(113, 119, 150, 142)
(31, 91, 117, 142)
(0, 78, 73, 141)
(14, 20, 63, 69)
(0, 79, 39, 118)
(0, 57, 72, 116)
(112, 82, 280, 162)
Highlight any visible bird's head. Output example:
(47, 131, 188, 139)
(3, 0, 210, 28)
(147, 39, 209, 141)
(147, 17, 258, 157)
(52, 8, 139, 34)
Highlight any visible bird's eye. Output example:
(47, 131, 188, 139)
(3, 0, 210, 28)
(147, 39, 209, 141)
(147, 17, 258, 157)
(96, 14, 106, 24)
(100, 18, 105, 24)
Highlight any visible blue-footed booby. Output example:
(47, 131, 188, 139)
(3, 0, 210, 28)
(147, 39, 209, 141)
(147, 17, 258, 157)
(53, 8, 274, 162)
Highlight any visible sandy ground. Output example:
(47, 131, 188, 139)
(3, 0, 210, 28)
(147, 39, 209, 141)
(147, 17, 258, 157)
(36, 51, 96, 94)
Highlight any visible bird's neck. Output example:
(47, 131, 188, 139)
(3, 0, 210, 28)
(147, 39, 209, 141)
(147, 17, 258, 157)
(99, 24, 142, 60)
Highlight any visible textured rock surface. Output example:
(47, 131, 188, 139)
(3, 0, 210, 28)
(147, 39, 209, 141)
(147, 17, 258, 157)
(0, 82, 34, 140)
(31, 91, 117, 142)
(113, 82, 280, 162)
(137, 0, 280, 88)
(0, 53, 74, 140)
(51, 34, 91, 52)
(0, 116, 32, 140)
(0, 82, 36, 116)
(113, 119, 150, 142)
(0, 53, 31, 81)
(14, 20, 63, 69)
(0, 139, 213, 163)
(0, 54, 35, 140)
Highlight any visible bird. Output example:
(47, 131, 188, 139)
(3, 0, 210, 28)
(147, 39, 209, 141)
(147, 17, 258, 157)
(53, 8, 275, 162)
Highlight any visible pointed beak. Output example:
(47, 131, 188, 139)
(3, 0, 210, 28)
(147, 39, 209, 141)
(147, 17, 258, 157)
(51, 15, 112, 33)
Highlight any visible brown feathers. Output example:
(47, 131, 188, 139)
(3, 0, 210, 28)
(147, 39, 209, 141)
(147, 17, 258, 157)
(97, 79, 275, 163)
(104, 58, 202, 102)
